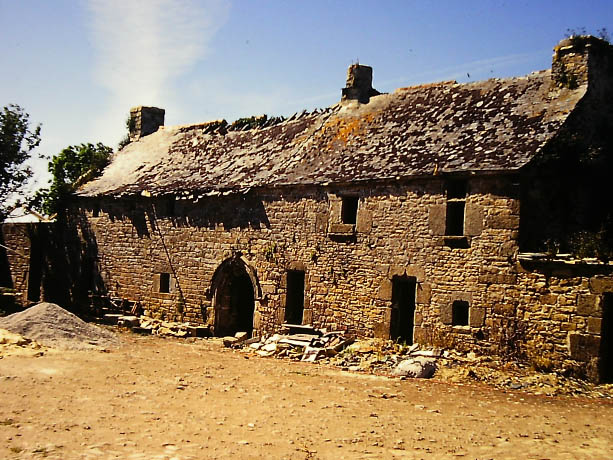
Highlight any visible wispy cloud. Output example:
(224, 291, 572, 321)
(86, 0, 229, 146)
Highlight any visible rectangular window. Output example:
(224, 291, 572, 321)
(452, 300, 469, 326)
(285, 270, 305, 324)
(341, 196, 359, 225)
(92, 203, 100, 218)
(445, 180, 467, 236)
(159, 272, 171, 293)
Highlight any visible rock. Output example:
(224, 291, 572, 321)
(234, 331, 248, 341)
(117, 316, 140, 328)
(103, 314, 122, 325)
(411, 348, 443, 358)
(393, 357, 437, 378)
(223, 337, 239, 347)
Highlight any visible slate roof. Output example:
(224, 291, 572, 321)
(78, 69, 586, 198)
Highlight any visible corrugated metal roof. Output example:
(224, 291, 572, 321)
(78, 70, 585, 198)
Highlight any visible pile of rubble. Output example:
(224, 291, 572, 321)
(103, 313, 210, 338)
(223, 324, 355, 362)
(225, 325, 439, 378)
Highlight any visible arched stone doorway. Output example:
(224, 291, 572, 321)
(211, 256, 257, 337)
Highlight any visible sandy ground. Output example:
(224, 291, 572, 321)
(1, 332, 612, 460)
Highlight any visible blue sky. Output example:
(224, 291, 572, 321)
(1, 0, 613, 189)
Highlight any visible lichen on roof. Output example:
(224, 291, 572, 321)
(78, 69, 586, 198)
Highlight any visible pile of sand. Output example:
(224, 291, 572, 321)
(0, 302, 119, 350)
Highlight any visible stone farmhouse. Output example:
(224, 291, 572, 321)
(2, 36, 613, 381)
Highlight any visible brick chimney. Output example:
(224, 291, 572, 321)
(552, 35, 613, 89)
(341, 64, 380, 103)
(129, 106, 165, 142)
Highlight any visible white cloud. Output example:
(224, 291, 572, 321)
(86, 0, 229, 146)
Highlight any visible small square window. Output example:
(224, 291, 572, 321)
(159, 273, 171, 293)
(452, 300, 469, 326)
(341, 197, 359, 225)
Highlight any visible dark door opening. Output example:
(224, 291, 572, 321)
(390, 276, 416, 343)
(285, 270, 305, 324)
(600, 293, 613, 383)
(27, 239, 43, 302)
(215, 262, 255, 337)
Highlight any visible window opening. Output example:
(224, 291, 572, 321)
(390, 276, 416, 343)
(341, 196, 359, 225)
(159, 273, 171, 293)
(445, 180, 467, 236)
(285, 270, 305, 324)
(452, 300, 469, 326)
(600, 293, 613, 382)
(92, 203, 100, 217)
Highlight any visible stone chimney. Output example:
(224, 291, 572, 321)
(129, 106, 165, 142)
(552, 35, 613, 89)
(342, 64, 380, 103)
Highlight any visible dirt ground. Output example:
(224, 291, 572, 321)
(1, 332, 612, 460)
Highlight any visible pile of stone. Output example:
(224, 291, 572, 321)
(326, 339, 442, 378)
(227, 324, 355, 362)
(0, 302, 118, 350)
(103, 313, 210, 338)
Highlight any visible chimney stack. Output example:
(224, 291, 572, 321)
(552, 35, 612, 89)
(342, 64, 380, 104)
(129, 106, 165, 142)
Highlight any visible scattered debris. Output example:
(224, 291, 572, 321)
(105, 313, 210, 338)
(229, 324, 354, 362)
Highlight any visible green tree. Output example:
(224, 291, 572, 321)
(0, 104, 41, 220)
(33, 143, 112, 216)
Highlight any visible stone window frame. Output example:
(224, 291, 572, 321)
(428, 178, 483, 244)
(440, 291, 485, 328)
(153, 272, 175, 295)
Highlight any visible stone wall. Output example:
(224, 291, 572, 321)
(1, 223, 33, 304)
(75, 175, 523, 345)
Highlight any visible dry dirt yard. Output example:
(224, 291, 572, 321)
(1, 332, 612, 460)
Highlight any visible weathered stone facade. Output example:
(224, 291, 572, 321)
(3, 36, 613, 381)
(70, 170, 613, 380)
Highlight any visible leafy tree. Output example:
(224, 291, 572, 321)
(0, 104, 41, 220)
(33, 143, 112, 216)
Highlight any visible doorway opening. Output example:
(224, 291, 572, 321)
(285, 270, 305, 324)
(213, 259, 255, 337)
(600, 293, 613, 383)
(390, 275, 416, 343)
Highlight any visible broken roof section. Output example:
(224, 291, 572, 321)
(78, 69, 585, 198)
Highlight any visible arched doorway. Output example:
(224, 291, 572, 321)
(212, 257, 256, 337)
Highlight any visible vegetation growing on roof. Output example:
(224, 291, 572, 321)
(228, 114, 286, 132)
(118, 114, 136, 150)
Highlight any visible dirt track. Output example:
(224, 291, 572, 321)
(1, 333, 612, 459)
